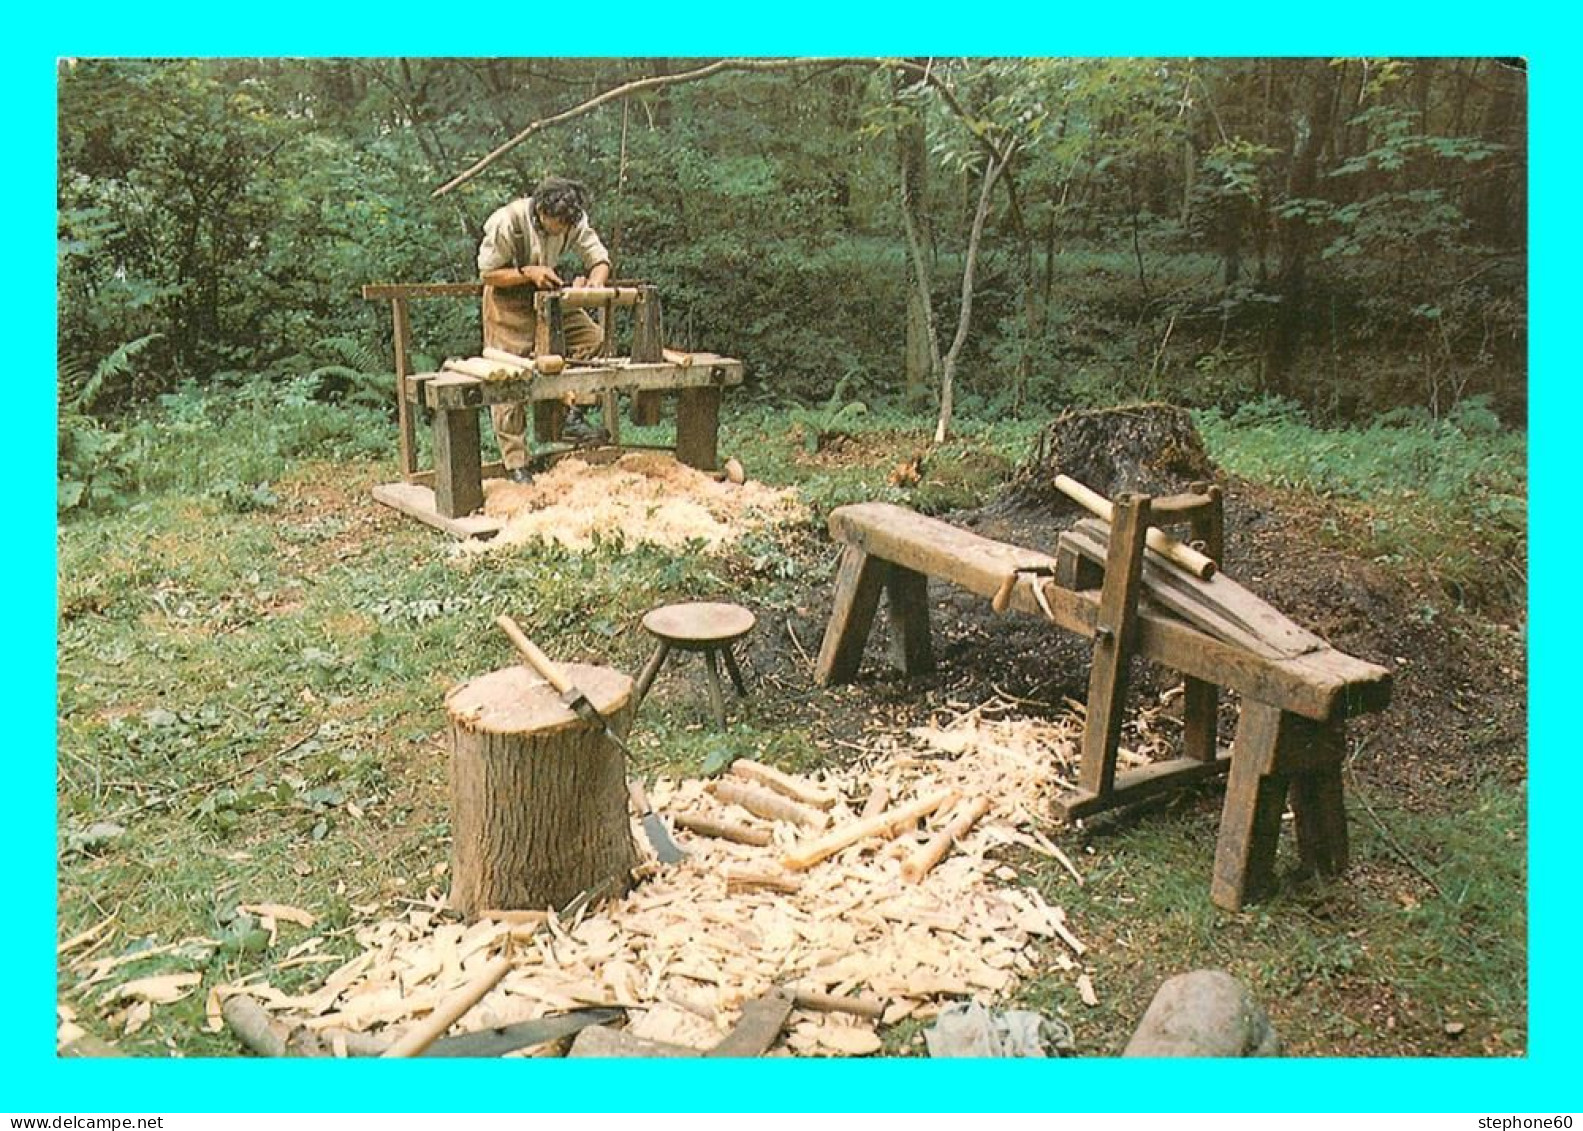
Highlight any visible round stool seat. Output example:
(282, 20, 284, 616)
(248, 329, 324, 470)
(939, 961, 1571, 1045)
(641, 602, 756, 649)
(634, 602, 755, 729)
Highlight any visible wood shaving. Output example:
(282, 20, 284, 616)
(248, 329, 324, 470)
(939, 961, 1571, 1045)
(216, 701, 1099, 1056)
(465, 452, 806, 554)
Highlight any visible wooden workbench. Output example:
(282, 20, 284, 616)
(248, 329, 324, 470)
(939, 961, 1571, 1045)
(362, 282, 744, 539)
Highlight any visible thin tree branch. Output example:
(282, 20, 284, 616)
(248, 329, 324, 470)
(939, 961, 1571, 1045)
(432, 56, 1009, 198)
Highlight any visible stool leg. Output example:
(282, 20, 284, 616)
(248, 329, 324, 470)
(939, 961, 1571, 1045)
(703, 648, 728, 729)
(634, 641, 670, 710)
(721, 644, 749, 697)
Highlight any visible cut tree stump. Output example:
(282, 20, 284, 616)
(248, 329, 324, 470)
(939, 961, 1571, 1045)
(445, 663, 639, 916)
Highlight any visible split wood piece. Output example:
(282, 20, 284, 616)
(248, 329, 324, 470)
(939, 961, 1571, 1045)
(724, 868, 803, 896)
(1054, 474, 1217, 579)
(663, 347, 695, 367)
(381, 951, 514, 1058)
(992, 565, 1059, 614)
(712, 779, 827, 831)
(730, 758, 840, 810)
(1060, 519, 1325, 661)
(782, 789, 957, 872)
(671, 811, 773, 847)
(445, 356, 524, 383)
(223, 994, 387, 1059)
(445, 664, 638, 915)
(900, 797, 993, 884)
(790, 990, 887, 1021)
(482, 346, 565, 376)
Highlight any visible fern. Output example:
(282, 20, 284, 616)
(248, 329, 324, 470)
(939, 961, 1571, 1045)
(64, 333, 163, 413)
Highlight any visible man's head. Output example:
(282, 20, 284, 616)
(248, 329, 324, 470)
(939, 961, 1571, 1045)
(532, 176, 591, 236)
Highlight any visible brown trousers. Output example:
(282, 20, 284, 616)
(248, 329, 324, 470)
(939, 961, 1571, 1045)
(482, 286, 604, 470)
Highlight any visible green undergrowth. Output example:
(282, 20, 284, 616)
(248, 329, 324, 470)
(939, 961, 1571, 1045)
(1196, 396, 1527, 615)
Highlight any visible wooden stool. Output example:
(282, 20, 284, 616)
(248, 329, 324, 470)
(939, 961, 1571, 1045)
(634, 602, 755, 728)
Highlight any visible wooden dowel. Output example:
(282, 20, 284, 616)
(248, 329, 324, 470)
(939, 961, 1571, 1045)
(1054, 474, 1217, 579)
(671, 812, 772, 847)
(712, 780, 828, 830)
(380, 952, 514, 1058)
(901, 797, 992, 884)
(729, 759, 839, 810)
(790, 989, 887, 1020)
(556, 286, 645, 309)
(724, 868, 803, 895)
(781, 790, 957, 872)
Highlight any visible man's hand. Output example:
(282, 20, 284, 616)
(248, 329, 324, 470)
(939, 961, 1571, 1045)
(520, 265, 564, 289)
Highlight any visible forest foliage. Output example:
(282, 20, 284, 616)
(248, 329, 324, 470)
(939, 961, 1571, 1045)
(57, 57, 1526, 493)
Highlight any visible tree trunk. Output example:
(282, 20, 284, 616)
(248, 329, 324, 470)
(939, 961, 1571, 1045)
(445, 663, 638, 917)
(896, 76, 935, 406)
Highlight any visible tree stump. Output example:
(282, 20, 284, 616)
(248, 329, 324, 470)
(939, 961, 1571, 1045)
(445, 663, 639, 917)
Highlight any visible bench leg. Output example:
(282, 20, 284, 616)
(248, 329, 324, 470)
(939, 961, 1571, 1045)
(433, 407, 483, 518)
(1211, 702, 1290, 911)
(814, 546, 889, 686)
(1212, 704, 1350, 910)
(1077, 494, 1151, 798)
(885, 566, 934, 675)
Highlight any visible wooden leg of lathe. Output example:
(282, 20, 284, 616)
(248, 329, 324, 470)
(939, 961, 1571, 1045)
(432, 407, 483, 519)
(675, 386, 721, 471)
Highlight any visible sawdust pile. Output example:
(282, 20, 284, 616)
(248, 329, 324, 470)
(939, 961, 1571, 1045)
(467, 452, 806, 554)
(209, 701, 1108, 1058)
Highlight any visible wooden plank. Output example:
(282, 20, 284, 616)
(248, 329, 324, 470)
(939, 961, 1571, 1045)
(362, 282, 483, 300)
(885, 565, 934, 676)
(813, 546, 890, 686)
(1053, 750, 1233, 821)
(1078, 495, 1151, 798)
(406, 461, 506, 491)
(675, 386, 721, 471)
(432, 408, 483, 518)
(424, 361, 744, 410)
(371, 483, 504, 540)
(828, 503, 1061, 601)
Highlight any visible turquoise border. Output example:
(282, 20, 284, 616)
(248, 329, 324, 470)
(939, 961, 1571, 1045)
(24, 11, 1562, 1113)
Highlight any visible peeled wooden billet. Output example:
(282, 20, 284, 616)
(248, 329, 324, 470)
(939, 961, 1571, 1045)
(1054, 474, 1217, 579)
(781, 790, 957, 872)
(730, 758, 840, 810)
(724, 868, 803, 895)
(901, 797, 993, 883)
(671, 811, 772, 847)
(712, 779, 828, 831)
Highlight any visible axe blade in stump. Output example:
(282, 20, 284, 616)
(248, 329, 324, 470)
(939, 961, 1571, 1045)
(495, 616, 685, 863)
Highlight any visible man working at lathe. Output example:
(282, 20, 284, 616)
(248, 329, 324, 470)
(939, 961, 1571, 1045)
(477, 176, 612, 484)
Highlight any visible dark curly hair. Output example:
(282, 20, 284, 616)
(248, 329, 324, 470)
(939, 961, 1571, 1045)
(532, 176, 592, 227)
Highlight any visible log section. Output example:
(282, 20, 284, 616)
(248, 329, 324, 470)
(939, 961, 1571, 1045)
(445, 664, 638, 916)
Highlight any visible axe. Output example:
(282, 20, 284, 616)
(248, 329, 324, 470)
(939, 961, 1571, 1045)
(495, 616, 685, 863)
(496, 615, 638, 761)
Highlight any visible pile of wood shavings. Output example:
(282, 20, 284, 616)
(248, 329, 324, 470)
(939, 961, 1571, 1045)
(213, 704, 1102, 1057)
(466, 452, 805, 554)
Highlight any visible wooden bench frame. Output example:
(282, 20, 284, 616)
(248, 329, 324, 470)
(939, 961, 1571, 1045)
(361, 282, 744, 538)
(813, 492, 1391, 911)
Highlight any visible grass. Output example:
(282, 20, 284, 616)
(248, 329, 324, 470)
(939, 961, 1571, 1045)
(55, 389, 1527, 1057)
